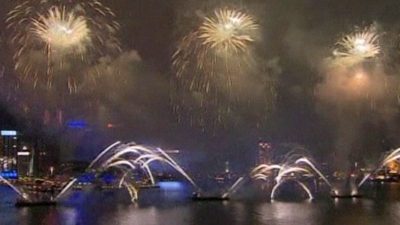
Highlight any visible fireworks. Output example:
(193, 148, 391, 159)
(172, 8, 263, 127)
(333, 25, 380, 64)
(173, 8, 258, 84)
(7, 0, 120, 92)
(318, 24, 390, 112)
(199, 8, 258, 53)
(31, 6, 90, 53)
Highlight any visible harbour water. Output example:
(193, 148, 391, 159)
(1, 183, 400, 225)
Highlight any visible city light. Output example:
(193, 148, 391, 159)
(17, 152, 30, 156)
(1, 130, 17, 136)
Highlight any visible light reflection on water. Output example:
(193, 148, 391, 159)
(258, 201, 322, 225)
(106, 205, 193, 225)
(2, 185, 400, 225)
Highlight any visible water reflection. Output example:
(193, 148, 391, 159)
(2, 184, 400, 225)
(257, 201, 323, 225)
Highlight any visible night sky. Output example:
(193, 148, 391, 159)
(1, 0, 400, 172)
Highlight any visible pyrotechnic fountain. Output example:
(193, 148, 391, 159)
(56, 142, 198, 202)
(358, 148, 400, 188)
(223, 148, 400, 200)
(223, 154, 331, 200)
(246, 148, 400, 199)
(271, 166, 315, 200)
(270, 156, 331, 200)
(331, 177, 360, 198)
(0, 175, 28, 200)
(10, 142, 400, 205)
(328, 148, 400, 198)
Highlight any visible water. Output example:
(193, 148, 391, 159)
(2, 183, 400, 225)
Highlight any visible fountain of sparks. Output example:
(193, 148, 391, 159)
(330, 148, 400, 198)
(270, 166, 315, 200)
(330, 177, 360, 198)
(358, 148, 400, 188)
(268, 155, 332, 200)
(56, 142, 198, 202)
(0, 175, 29, 200)
(223, 154, 331, 201)
(221, 164, 282, 198)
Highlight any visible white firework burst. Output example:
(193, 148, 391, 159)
(32, 6, 90, 53)
(198, 8, 258, 53)
(333, 26, 380, 61)
(7, 0, 120, 93)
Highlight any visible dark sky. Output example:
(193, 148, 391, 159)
(1, 0, 400, 171)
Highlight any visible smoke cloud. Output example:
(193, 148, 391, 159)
(316, 55, 400, 170)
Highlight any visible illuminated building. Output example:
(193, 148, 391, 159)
(258, 141, 273, 165)
(43, 109, 64, 127)
(0, 130, 19, 179)
(17, 145, 34, 177)
(33, 138, 58, 177)
(0, 131, 46, 178)
(225, 161, 230, 173)
(387, 160, 400, 174)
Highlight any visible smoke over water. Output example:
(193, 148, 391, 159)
(316, 51, 400, 171)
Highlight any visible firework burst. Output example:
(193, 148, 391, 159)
(333, 25, 380, 65)
(172, 8, 263, 127)
(173, 8, 258, 93)
(7, 0, 120, 93)
(199, 9, 258, 53)
(31, 6, 90, 53)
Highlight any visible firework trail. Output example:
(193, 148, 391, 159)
(7, 0, 120, 93)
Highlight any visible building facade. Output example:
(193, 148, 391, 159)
(257, 141, 273, 165)
(0, 130, 20, 179)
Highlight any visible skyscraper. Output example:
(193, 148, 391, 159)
(17, 145, 34, 178)
(0, 130, 19, 179)
(258, 141, 273, 165)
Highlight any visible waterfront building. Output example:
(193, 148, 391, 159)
(257, 141, 273, 165)
(0, 130, 19, 179)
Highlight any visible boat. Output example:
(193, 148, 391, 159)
(330, 191, 363, 198)
(191, 192, 230, 201)
(331, 194, 363, 198)
(330, 187, 363, 199)
(139, 184, 160, 189)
